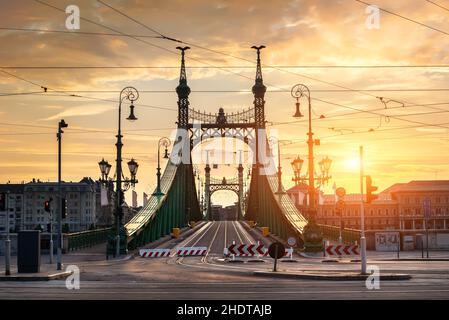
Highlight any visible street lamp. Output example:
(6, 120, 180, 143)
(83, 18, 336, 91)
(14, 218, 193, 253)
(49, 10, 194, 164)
(268, 137, 289, 194)
(290, 83, 329, 252)
(98, 86, 140, 258)
(153, 137, 171, 196)
(291, 156, 304, 186)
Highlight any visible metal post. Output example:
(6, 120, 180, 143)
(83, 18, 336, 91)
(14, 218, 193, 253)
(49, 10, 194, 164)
(359, 146, 367, 275)
(397, 233, 400, 259)
(49, 208, 53, 264)
(115, 92, 124, 258)
(155, 143, 162, 194)
(273, 245, 278, 272)
(421, 237, 424, 259)
(5, 191, 11, 276)
(425, 219, 429, 259)
(339, 211, 343, 244)
(57, 119, 67, 271)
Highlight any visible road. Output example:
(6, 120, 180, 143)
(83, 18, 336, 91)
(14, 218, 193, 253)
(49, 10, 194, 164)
(1, 221, 449, 299)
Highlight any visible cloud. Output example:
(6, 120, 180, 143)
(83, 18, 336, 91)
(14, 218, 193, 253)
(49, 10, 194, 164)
(41, 104, 113, 120)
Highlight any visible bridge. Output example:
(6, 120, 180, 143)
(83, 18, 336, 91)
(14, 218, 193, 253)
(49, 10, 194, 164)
(121, 45, 313, 252)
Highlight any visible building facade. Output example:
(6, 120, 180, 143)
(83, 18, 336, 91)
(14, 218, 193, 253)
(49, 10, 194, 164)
(0, 184, 25, 233)
(23, 178, 96, 233)
(287, 180, 449, 233)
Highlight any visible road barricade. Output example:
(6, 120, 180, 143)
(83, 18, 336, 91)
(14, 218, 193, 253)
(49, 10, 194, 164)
(325, 244, 359, 255)
(139, 248, 171, 258)
(224, 244, 293, 258)
(176, 246, 207, 256)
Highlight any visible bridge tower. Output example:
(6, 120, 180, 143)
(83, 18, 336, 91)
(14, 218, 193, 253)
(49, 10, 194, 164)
(175, 46, 200, 224)
(237, 151, 244, 220)
(246, 45, 266, 220)
(204, 151, 211, 220)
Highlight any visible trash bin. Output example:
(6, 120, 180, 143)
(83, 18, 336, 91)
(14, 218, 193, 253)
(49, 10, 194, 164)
(17, 230, 41, 273)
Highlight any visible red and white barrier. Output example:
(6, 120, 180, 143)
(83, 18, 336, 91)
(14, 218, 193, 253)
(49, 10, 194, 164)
(176, 246, 207, 256)
(325, 245, 359, 255)
(139, 248, 171, 258)
(225, 244, 294, 258)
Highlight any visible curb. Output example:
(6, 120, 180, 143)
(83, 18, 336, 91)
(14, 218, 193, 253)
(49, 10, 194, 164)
(0, 271, 73, 282)
(253, 271, 412, 281)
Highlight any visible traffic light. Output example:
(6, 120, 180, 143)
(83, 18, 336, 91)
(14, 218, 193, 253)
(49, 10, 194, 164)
(61, 198, 67, 219)
(0, 193, 5, 211)
(366, 175, 378, 204)
(44, 200, 51, 213)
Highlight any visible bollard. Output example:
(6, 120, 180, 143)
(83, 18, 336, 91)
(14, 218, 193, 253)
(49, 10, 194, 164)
(262, 227, 269, 237)
(172, 228, 180, 239)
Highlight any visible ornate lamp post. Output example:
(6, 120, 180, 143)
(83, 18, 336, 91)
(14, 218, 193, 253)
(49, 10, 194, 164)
(268, 137, 289, 194)
(98, 86, 139, 258)
(153, 137, 170, 196)
(290, 83, 332, 252)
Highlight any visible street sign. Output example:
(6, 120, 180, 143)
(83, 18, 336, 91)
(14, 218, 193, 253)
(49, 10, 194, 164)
(423, 198, 431, 219)
(336, 187, 346, 198)
(268, 242, 285, 259)
(268, 242, 285, 272)
(287, 237, 297, 247)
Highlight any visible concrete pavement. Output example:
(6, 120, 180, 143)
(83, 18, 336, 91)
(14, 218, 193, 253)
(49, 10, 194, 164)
(1, 221, 449, 299)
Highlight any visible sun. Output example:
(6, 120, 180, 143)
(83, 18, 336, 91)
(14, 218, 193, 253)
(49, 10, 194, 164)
(344, 158, 360, 171)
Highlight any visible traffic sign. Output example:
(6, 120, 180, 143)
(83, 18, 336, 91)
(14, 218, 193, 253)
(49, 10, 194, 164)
(287, 237, 297, 247)
(336, 187, 346, 198)
(268, 242, 285, 272)
(423, 198, 431, 219)
(325, 245, 359, 255)
(268, 242, 285, 259)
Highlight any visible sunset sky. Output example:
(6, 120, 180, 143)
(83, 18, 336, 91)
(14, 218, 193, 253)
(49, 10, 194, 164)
(1, 0, 449, 206)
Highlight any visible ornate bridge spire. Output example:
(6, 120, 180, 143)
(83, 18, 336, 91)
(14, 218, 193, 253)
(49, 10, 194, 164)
(251, 45, 266, 129)
(251, 45, 266, 98)
(176, 46, 191, 128)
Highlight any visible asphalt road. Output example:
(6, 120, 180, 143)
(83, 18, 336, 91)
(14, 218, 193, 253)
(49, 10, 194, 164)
(1, 221, 449, 300)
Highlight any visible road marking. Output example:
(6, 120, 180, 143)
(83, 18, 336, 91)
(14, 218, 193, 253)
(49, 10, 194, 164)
(232, 221, 244, 243)
(203, 221, 222, 261)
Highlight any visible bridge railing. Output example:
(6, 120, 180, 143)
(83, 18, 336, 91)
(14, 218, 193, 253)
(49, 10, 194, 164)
(318, 224, 361, 244)
(65, 228, 112, 252)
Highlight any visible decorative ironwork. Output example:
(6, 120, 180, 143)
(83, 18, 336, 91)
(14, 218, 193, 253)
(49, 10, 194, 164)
(188, 107, 255, 124)
(210, 176, 239, 185)
(176, 46, 191, 128)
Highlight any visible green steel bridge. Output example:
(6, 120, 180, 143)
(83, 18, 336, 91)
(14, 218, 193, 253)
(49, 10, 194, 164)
(69, 46, 360, 253)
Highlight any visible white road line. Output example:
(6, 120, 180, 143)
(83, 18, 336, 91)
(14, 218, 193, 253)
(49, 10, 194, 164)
(236, 220, 254, 244)
(224, 221, 228, 249)
(203, 221, 222, 261)
(192, 221, 218, 247)
(231, 220, 244, 243)
(180, 221, 212, 248)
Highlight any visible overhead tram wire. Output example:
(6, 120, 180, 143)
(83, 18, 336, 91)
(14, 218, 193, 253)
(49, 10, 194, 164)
(424, 0, 449, 13)
(0, 27, 161, 38)
(354, 0, 449, 36)
(94, 0, 449, 120)
(29, 0, 449, 130)
(33, 0, 253, 83)
(4, 88, 449, 93)
(0, 68, 177, 112)
(268, 101, 449, 126)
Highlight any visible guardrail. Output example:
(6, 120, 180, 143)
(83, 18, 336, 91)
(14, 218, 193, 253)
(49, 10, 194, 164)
(66, 228, 112, 252)
(318, 224, 361, 244)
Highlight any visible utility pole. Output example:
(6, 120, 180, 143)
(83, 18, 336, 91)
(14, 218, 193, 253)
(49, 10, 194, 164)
(49, 203, 53, 264)
(5, 191, 11, 276)
(360, 146, 367, 275)
(57, 119, 68, 271)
